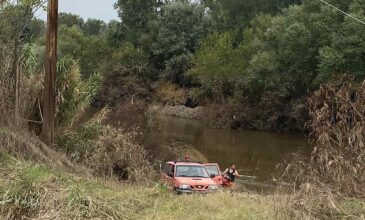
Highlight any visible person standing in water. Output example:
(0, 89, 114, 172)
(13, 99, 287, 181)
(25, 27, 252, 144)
(223, 164, 240, 191)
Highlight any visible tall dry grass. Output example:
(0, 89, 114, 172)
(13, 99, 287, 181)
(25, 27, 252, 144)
(0, 42, 43, 129)
(0, 154, 295, 220)
(57, 107, 155, 183)
(282, 78, 365, 219)
(285, 79, 365, 196)
(0, 1, 43, 129)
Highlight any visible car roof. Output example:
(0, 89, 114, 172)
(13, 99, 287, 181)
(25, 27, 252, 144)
(166, 161, 204, 166)
(204, 163, 219, 166)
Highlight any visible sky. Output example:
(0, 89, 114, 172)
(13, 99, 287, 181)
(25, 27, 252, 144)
(36, 0, 119, 22)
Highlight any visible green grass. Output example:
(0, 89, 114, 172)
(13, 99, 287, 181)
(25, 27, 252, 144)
(0, 153, 364, 220)
(0, 153, 291, 219)
(139, 192, 290, 220)
(0, 127, 6, 134)
(0, 151, 15, 165)
(342, 199, 365, 217)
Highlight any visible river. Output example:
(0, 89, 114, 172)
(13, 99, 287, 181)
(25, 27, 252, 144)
(145, 115, 311, 185)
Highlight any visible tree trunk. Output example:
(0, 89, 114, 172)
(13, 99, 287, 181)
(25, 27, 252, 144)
(40, 0, 58, 145)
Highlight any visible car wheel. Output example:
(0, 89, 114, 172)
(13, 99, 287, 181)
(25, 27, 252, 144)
(173, 188, 182, 195)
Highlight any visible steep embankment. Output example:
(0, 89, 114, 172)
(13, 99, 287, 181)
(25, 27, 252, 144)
(0, 152, 292, 220)
(0, 129, 364, 219)
(0, 127, 291, 219)
(0, 128, 74, 170)
(2, 154, 364, 220)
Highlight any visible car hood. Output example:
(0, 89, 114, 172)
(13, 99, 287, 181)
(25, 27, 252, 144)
(175, 177, 216, 185)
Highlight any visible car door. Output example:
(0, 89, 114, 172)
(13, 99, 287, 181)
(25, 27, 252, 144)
(161, 163, 175, 191)
(204, 163, 223, 185)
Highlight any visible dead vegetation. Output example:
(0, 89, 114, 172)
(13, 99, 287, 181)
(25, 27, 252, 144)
(57, 108, 154, 183)
(286, 185, 365, 220)
(86, 126, 154, 183)
(155, 82, 188, 106)
(0, 128, 74, 171)
(285, 79, 365, 196)
(0, 156, 161, 220)
(306, 80, 365, 196)
(0, 63, 43, 129)
(282, 78, 365, 219)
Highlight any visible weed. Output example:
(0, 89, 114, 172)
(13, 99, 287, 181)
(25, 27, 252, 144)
(0, 151, 15, 166)
(1, 168, 47, 219)
(0, 156, 363, 220)
(283, 78, 365, 219)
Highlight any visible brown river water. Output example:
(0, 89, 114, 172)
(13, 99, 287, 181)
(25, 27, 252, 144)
(145, 115, 311, 186)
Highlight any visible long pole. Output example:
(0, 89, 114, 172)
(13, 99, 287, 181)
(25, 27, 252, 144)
(40, 0, 58, 145)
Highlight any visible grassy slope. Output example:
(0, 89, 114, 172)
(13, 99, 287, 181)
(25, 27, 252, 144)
(1, 152, 364, 220)
(0, 152, 293, 220)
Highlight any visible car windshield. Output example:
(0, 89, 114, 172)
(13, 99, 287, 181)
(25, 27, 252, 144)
(175, 165, 209, 178)
(205, 165, 220, 176)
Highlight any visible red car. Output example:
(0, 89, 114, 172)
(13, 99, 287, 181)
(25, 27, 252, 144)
(160, 161, 219, 194)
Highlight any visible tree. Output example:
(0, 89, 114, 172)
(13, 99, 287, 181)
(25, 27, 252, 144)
(261, 0, 365, 93)
(193, 0, 365, 103)
(189, 32, 247, 99)
(153, 0, 213, 60)
(115, 0, 161, 47)
(59, 12, 84, 28)
(0, 0, 40, 126)
(202, 0, 301, 33)
(57, 22, 110, 77)
(318, 0, 365, 81)
(106, 20, 123, 47)
(83, 19, 107, 36)
(58, 24, 85, 59)
(25, 18, 45, 41)
(152, 0, 213, 84)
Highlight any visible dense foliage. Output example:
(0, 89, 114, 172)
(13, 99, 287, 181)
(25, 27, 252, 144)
(2, 0, 365, 131)
(1, 2, 364, 219)
(192, 0, 365, 100)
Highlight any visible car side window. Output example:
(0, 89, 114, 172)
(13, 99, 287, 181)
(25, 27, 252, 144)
(170, 165, 175, 177)
(163, 163, 175, 177)
(163, 163, 171, 174)
(205, 165, 220, 176)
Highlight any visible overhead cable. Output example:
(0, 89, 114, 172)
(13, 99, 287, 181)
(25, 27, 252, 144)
(319, 0, 365, 25)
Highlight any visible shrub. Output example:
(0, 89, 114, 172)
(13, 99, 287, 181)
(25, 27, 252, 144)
(56, 58, 102, 129)
(57, 109, 154, 182)
(189, 32, 247, 100)
(86, 125, 154, 182)
(0, 165, 51, 219)
(155, 82, 188, 106)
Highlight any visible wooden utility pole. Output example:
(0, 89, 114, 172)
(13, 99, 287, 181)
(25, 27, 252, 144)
(40, 0, 58, 145)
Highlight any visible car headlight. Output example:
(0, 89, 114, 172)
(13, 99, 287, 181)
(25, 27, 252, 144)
(209, 185, 219, 190)
(179, 184, 191, 190)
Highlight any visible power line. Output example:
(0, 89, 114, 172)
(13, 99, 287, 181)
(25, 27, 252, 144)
(319, 0, 365, 25)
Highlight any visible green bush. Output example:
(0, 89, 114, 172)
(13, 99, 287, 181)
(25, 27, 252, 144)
(189, 32, 248, 100)
(56, 58, 102, 128)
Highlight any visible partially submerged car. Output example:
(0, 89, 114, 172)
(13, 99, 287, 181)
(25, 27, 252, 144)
(160, 161, 219, 194)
